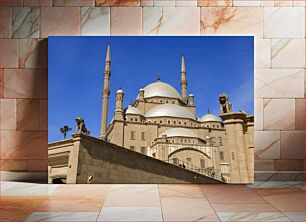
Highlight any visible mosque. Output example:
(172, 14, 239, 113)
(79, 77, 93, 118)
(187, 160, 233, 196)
(99, 44, 254, 184)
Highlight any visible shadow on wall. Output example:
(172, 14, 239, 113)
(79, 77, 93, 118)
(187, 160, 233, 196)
(1, 39, 48, 183)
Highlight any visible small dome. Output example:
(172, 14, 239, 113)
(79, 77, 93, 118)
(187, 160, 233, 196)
(145, 104, 195, 120)
(136, 81, 181, 100)
(116, 89, 124, 94)
(125, 106, 144, 116)
(159, 128, 199, 138)
(139, 88, 144, 92)
(189, 93, 194, 97)
(199, 113, 222, 122)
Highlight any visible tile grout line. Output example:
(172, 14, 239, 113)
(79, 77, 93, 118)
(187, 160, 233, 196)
(95, 184, 113, 221)
(252, 189, 294, 221)
(157, 184, 165, 222)
(197, 184, 222, 222)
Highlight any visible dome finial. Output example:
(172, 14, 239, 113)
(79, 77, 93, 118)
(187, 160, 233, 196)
(157, 74, 161, 81)
(208, 106, 210, 114)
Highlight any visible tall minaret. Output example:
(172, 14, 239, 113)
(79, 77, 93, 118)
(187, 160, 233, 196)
(180, 54, 187, 104)
(100, 44, 111, 140)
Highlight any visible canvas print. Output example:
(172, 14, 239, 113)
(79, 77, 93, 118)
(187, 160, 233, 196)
(48, 37, 254, 184)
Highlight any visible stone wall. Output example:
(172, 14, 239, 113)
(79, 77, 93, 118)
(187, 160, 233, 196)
(73, 134, 221, 184)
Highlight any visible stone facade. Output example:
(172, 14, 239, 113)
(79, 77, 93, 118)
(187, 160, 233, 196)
(48, 133, 222, 184)
(100, 45, 254, 184)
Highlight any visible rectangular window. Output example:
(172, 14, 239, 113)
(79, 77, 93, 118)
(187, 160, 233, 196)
(141, 147, 146, 154)
(141, 132, 145, 141)
(130, 131, 135, 140)
(130, 146, 135, 151)
(200, 159, 205, 169)
(232, 152, 235, 160)
(220, 151, 224, 160)
(219, 137, 223, 146)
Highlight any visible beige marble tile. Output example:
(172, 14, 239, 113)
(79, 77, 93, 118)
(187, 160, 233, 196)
(274, 0, 293, 6)
(199, 185, 266, 203)
(17, 99, 40, 131)
(212, 203, 278, 212)
(0, 99, 17, 131)
(254, 131, 280, 160)
(260, 0, 274, 6)
(143, 7, 200, 35)
(158, 184, 203, 198)
(98, 207, 163, 221)
(0, 159, 27, 171)
(272, 39, 305, 68)
(275, 159, 304, 171)
(254, 99, 263, 130)
(40, 99, 48, 130)
(263, 99, 295, 130)
(0, 69, 3, 98)
(141, 0, 153, 6)
(53, 0, 95, 6)
(256, 188, 305, 212)
(38, 195, 104, 212)
(255, 69, 304, 98)
(52, 184, 111, 198)
(293, 0, 306, 6)
(19, 39, 48, 68)
(0, 131, 47, 159)
(96, 0, 140, 6)
(264, 7, 305, 38)
(0, 7, 11, 38)
(0, 39, 18, 68)
(261, 0, 274, 6)
(3, 69, 48, 99)
(255, 39, 271, 68)
(254, 159, 274, 171)
(41, 7, 80, 38)
(154, 0, 175, 6)
(295, 99, 305, 130)
(27, 159, 48, 171)
(161, 197, 219, 221)
(233, 0, 261, 6)
(218, 212, 291, 221)
(111, 7, 142, 35)
(81, 7, 110, 36)
(0, 0, 23, 6)
(280, 130, 304, 159)
(200, 7, 263, 38)
(103, 184, 160, 207)
(26, 212, 99, 221)
(23, 0, 52, 6)
(304, 70, 306, 98)
(0, 196, 47, 221)
(176, 0, 197, 6)
(198, 0, 233, 6)
(12, 7, 39, 38)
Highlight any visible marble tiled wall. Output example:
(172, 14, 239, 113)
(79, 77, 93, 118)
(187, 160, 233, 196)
(0, 0, 304, 181)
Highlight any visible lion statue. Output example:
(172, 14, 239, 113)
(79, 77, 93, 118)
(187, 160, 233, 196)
(219, 93, 232, 114)
(75, 117, 90, 135)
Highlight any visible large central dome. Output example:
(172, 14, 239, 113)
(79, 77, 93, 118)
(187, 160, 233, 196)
(137, 81, 181, 100)
(145, 104, 195, 120)
(159, 128, 199, 138)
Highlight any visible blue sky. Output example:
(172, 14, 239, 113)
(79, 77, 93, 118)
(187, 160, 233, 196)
(49, 36, 254, 142)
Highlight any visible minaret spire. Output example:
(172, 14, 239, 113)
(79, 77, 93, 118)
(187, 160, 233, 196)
(100, 43, 111, 140)
(180, 54, 187, 104)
